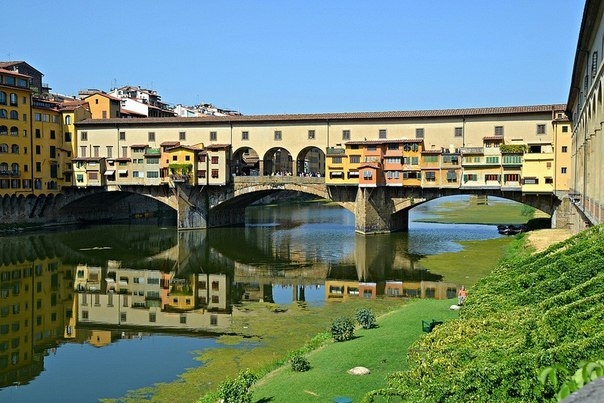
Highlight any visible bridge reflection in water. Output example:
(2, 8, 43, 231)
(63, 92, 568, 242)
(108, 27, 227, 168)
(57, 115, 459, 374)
(0, 218, 463, 389)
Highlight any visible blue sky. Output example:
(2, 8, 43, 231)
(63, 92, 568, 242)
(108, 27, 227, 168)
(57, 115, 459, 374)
(7, 1, 584, 115)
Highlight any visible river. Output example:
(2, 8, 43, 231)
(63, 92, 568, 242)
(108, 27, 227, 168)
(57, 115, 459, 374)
(0, 197, 503, 402)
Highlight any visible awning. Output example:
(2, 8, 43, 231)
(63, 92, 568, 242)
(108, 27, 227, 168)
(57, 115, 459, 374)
(104, 170, 115, 176)
(118, 169, 128, 174)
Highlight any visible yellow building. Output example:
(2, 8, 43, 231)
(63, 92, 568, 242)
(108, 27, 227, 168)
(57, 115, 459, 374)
(0, 68, 32, 197)
(58, 99, 91, 187)
(162, 143, 202, 186)
(31, 98, 65, 194)
(81, 92, 121, 119)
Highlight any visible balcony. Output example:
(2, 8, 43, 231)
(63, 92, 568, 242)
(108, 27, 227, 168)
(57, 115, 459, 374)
(460, 147, 484, 154)
(0, 170, 20, 177)
(326, 147, 345, 155)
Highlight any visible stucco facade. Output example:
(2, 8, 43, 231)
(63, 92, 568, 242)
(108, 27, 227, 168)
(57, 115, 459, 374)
(566, 0, 604, 225)
(73, 104, 570, 193)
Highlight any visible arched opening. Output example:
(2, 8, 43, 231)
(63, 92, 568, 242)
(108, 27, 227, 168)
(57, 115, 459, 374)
(296, 146, 325, 177)
(263, 147, 293, 176)
(231, 147, 260, 176)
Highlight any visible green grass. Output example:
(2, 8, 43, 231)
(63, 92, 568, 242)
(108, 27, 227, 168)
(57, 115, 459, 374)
(415, 199, 549, 225)
(251, 298, 459, 402)
(418, 236, 515, 285)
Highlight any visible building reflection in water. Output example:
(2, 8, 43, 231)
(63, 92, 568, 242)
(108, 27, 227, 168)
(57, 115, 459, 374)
(0, 221, 463, 389)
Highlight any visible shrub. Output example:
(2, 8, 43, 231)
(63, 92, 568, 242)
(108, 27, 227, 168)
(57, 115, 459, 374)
(290, 353, 311, 372)
(217, 369, 257, 403)
(355, 307, 376, 329)
(330, 316, 355, 342)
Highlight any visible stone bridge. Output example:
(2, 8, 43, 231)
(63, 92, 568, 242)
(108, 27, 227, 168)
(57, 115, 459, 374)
(0, 176, 568, 234)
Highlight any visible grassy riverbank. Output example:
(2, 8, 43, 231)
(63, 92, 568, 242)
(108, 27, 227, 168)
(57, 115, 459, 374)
(414, 197, 549, 225)
(251, 298, 459, 402)
(418, 236, 514, 285)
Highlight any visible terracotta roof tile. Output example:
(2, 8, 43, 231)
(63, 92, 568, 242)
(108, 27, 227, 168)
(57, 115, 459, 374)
(75, 104, 567, 127)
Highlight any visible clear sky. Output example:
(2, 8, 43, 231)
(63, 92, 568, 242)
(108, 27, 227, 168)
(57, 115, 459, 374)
(5, 1, 584, 115)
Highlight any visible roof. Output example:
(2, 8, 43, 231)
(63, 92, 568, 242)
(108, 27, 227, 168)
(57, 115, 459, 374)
(160, 141, 180, 147)
(58, 99, 88, 112)
(483, 136, 505, 141)
(566, 0, 602, 114)
(75, 104, 568, 128)
(0, 67, 30, 79)
(0, 61, 43, 76)
(358, 162, 381, 169)
(166, 144, 203, 152)
(205, 143, 231, 150)
(82, 91, 121, 102)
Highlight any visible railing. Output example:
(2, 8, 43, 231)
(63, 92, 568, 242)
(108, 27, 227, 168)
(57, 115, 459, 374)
(0, 170, 19, 177)
(460, 147, 484, 154)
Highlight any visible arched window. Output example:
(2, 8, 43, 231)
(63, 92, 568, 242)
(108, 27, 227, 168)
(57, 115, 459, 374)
(10, 127, 18, 136)
(0, 109, 6, 118)
(0, 162, 8, 172)
(0, 91, 6, 105)
(10, 111, 18, 120)
(0, 144, 7, 153)
(11, 144, 19, 154)
(9, 93, 17, 106)
(65, 115, 72, 125)
(11, 163, 19, 174)
(0, 126, 7, 135)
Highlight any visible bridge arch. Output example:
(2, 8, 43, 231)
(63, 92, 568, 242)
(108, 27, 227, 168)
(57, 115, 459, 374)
(392, 191, 556, 220)
(231, 146, 260, 176)
(296, 146, 325, 177)
(262, 147, 293, 176)
(56, 187, 179, 222)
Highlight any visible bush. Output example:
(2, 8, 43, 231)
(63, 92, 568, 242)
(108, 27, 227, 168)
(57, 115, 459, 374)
(356, 307, 376, 329)
(217, 369, 257, 403)
(290, 353, 311, 372)
(330, 316, 355, 342)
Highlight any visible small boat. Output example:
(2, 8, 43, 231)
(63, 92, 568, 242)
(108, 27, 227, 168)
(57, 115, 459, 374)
(497, 224, 511, 235)
(497, 224, 527, 235)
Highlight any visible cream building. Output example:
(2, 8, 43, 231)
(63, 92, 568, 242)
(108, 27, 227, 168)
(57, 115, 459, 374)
(74, 105, 570, 195)
(566, 0, 604, 225)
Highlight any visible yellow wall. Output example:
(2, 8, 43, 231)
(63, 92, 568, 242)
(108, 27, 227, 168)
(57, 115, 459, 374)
(83, 93, 120, 119)
(0, 70, 32, 197)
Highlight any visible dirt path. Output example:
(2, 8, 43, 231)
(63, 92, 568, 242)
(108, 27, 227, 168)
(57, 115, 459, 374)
(526, 228, 573, 253)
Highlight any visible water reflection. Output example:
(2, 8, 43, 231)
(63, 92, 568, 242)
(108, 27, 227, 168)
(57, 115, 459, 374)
(0, 203, 494, 392)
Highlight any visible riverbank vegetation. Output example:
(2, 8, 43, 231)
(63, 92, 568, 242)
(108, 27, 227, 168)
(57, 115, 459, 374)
(250, 299, 459, 402)
(366, 225, 604, 401)
(418, 236, 513, 285)
(414, 196, 550, 225)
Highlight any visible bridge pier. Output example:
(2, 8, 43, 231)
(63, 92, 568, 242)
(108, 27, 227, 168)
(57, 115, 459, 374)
(176, 185, 209, 230)
(354, 187, 409, 234)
